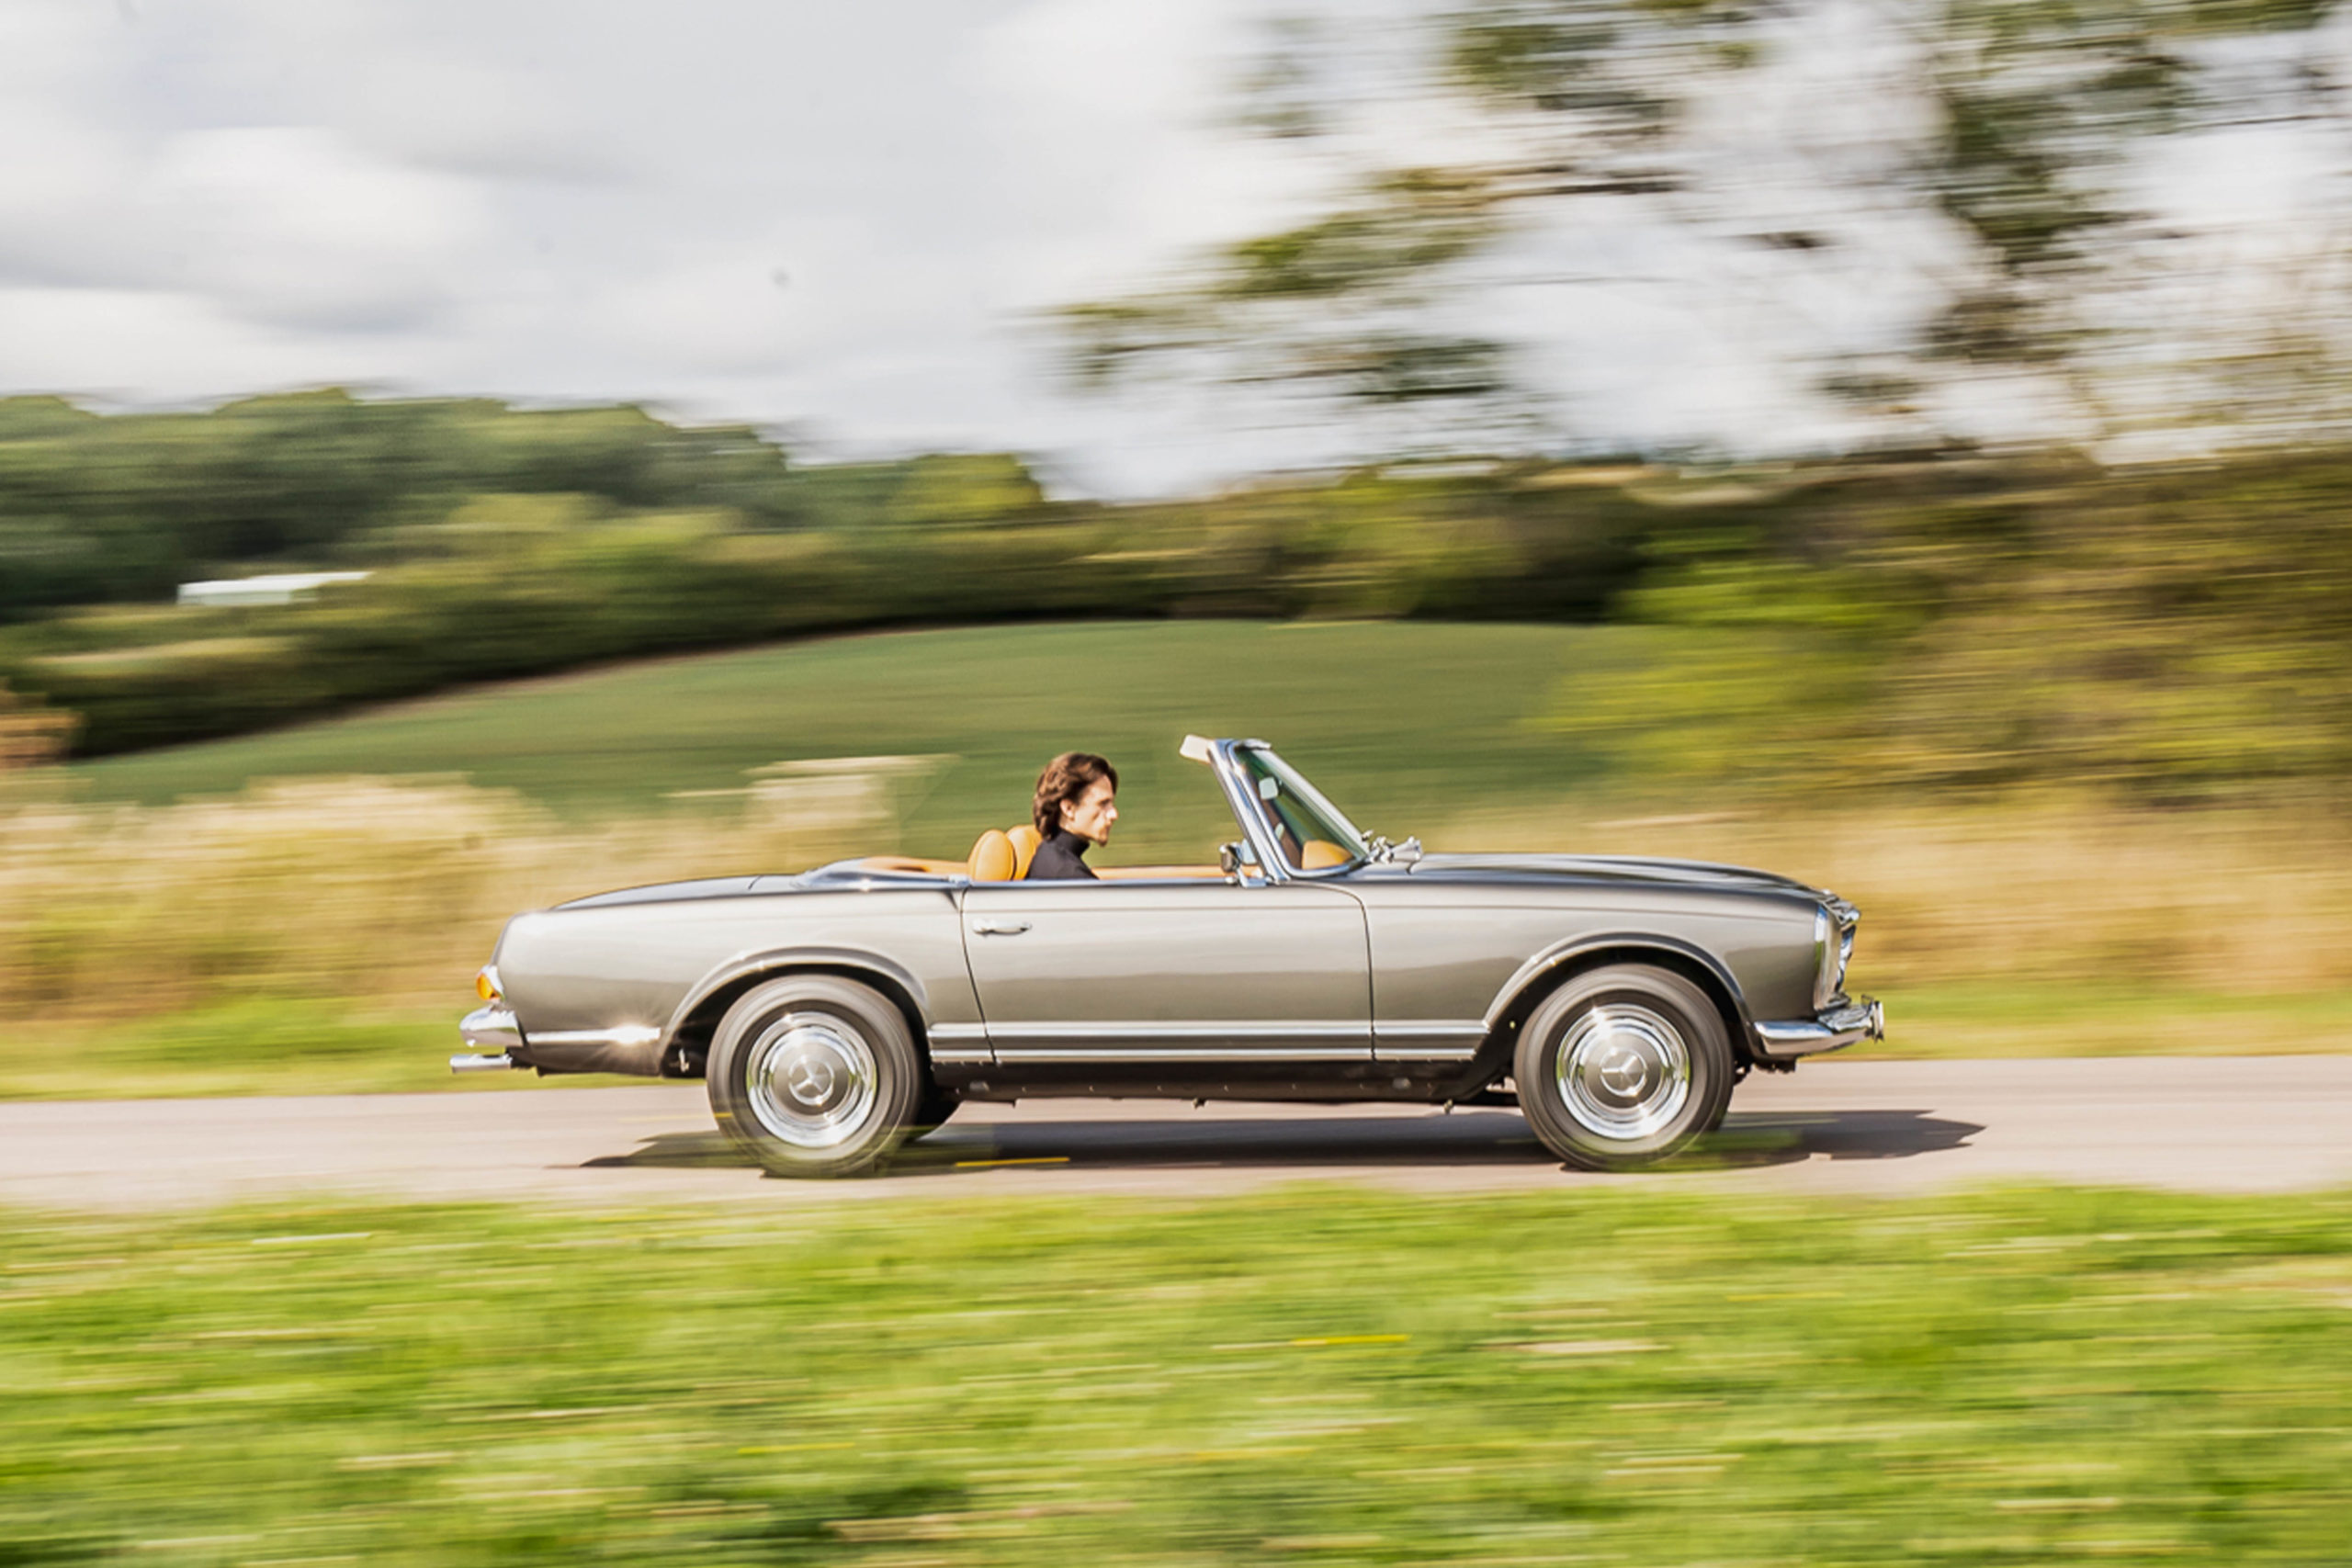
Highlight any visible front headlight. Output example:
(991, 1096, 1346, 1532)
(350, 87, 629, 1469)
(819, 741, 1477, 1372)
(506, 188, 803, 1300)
(1813, 908, 1835, 1009)
(1814, 898, 1858, 1008)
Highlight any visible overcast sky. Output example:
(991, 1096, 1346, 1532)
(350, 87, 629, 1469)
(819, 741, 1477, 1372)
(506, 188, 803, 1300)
(4, 0, 2345, 493)
(2, 0, 1321, 491)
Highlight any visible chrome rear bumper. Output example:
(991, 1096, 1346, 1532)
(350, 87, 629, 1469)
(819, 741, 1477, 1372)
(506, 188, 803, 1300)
(1752, 998, 1883, 1061)
(460, 1003, 521, 1051)
(452, 1004, 526, 1072)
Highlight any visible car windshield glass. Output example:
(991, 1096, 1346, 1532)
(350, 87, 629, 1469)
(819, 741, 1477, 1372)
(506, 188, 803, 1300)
(1234, 747, 1367, 872)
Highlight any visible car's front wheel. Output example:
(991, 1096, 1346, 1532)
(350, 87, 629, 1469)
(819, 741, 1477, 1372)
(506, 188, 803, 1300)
(1515, 964, 1734, 1171)
(707, 976, 922, 1178)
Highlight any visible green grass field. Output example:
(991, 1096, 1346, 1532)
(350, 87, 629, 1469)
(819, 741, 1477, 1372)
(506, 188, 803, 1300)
(62, 620, 1637, 853)
(5, 1185, 2348, 1565)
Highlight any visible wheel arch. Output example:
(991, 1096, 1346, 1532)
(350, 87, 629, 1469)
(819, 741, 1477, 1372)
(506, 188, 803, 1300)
(1483, 935, 1756, 1070)
(664, 950, 934, 1075)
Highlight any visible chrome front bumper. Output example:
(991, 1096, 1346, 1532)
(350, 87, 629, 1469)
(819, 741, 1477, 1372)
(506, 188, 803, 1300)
(1752, 998, 1883, 1062)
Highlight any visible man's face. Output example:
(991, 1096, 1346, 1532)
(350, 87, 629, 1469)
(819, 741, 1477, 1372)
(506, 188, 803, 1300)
(1061, 777, 1118, 845)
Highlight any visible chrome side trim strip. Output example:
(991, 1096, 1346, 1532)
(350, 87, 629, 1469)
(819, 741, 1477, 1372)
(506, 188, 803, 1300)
(977, 1021, 1483, 1063)
(1372, 1021, 1487, 1062)
(1754, 998, 1884, 1061)
(992, 1046, 1370, 1064)
(985, 1021, 1371, 1065)
(530, 1023, 662, 1049)
(984, 1021, 1370, 1043)
(927, 1021, 994, 1066)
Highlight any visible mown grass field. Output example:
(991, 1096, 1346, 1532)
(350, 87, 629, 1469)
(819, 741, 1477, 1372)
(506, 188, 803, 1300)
(5, 1185, 2349, 1565)
(60, 620, 1635, 848)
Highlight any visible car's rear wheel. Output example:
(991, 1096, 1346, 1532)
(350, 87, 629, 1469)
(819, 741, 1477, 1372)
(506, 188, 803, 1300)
(707, 976, 921, 1178)
(1515, 964, 1734, 1171)
(911, 1085, 961, 1140)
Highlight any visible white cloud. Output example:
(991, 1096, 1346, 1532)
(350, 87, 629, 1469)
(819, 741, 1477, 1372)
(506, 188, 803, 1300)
(0, 0, 2337, 493)
(143, 127, 488, 331)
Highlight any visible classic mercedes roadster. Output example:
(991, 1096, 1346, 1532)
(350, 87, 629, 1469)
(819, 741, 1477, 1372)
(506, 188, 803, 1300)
(454, 736, 1881, 1175)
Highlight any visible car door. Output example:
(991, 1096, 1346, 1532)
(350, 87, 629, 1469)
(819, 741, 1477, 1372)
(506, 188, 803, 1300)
(959, 878, 1372, 1067)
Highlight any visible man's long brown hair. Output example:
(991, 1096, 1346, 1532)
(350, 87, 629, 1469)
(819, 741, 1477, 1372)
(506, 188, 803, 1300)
(1034, 751, 1118, 838)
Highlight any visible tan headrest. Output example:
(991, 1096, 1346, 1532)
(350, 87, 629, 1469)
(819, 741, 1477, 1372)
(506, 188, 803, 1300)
(968, 829, 1018, 882)
(1008, 825, 1042, 879)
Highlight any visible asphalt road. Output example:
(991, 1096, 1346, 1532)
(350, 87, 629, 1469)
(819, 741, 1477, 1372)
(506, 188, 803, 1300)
(3, 1056, 2347, 1213)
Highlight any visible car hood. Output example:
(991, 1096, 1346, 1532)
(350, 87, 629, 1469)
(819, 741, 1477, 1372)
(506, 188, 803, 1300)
(1398, 852, 1826, 901)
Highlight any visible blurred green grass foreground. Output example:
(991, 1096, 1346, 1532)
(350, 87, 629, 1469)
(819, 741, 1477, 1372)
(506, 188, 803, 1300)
(4, 1185, 2348, 1564)
(5, 620, 2352, 1099)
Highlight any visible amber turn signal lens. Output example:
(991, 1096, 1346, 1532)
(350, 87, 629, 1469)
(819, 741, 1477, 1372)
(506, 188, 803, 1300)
(476, 966, 502, 1001)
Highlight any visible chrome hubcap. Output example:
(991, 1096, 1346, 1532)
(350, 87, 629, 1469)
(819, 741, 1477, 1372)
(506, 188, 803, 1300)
(1556, 1005, 1691, 1140)
(746, 1014, 877, 1149)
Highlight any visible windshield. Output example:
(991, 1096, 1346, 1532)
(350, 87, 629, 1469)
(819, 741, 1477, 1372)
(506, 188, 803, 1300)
(1233, 746, 1368, 872)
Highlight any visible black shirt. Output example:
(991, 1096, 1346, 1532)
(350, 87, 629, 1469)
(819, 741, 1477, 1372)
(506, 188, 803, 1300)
(1024, 829, 1096, 881)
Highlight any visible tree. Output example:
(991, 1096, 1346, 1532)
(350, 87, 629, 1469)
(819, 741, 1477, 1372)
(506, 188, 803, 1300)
(1061, 0, 2352, 455)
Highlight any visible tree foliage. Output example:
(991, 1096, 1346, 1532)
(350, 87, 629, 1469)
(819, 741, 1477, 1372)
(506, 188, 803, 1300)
(6, 394, 2352, 801)
(1061, 0, 2352, 450)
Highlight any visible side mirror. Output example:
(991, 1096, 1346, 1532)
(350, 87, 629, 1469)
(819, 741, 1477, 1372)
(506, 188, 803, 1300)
(1218, 841, 1245, 878)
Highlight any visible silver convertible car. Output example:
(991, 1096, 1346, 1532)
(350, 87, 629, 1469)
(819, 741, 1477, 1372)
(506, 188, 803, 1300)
(454, 736, 1882, 1176)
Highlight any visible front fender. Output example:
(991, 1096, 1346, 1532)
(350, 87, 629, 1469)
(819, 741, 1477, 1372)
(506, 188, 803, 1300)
(1485, 931, 1759, 1043)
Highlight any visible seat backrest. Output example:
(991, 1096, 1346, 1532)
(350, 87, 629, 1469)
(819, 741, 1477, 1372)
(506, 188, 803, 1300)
(1008, 825, 1042, 880)
(1299, 838, 1351, 870)
(967, 829, 1018, 882)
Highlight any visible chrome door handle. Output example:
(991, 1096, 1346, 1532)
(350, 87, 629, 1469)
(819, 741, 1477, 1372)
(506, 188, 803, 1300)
(969, 919, 1032, 936)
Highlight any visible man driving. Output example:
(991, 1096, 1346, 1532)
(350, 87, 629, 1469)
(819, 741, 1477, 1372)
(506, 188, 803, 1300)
(1025, 751, 1118, 880)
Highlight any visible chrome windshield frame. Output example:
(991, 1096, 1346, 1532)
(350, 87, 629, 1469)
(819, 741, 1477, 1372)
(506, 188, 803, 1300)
(1204, 739, 1369, 884)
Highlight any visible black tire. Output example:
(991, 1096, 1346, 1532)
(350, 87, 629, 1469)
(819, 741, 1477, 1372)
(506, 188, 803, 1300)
(910, 1085, 961, 1140)
(706, 975, 922, 1178)
(1514, 964, 1735, 1172)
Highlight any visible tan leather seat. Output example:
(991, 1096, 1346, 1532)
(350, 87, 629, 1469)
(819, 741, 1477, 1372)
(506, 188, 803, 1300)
(1008, 825, 1042, 879)
(967, 829, 1019, 882)
(1300, 839, 1351, 870)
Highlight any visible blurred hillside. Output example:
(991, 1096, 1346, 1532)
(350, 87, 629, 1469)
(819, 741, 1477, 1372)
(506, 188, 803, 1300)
(2, 391, 2348, 800)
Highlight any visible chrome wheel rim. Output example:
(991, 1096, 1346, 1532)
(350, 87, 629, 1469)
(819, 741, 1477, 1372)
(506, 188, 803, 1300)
(746, 1013, 878, 1149)
(1556, 1004, 1691, 1141)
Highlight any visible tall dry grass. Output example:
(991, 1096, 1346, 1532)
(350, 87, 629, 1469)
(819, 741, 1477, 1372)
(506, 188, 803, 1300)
(1448, 797, 2352, 995)
(0, 775, 888, 1028)
(4, 778, 2348, 1038)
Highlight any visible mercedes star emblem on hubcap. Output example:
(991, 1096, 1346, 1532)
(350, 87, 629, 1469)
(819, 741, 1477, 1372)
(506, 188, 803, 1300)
(1598, 1046, 1649, 1099)
(786, 1056, 837, 1106)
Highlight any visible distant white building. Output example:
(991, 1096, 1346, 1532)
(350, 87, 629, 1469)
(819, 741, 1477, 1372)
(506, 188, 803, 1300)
(175, 570, 372, 608)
